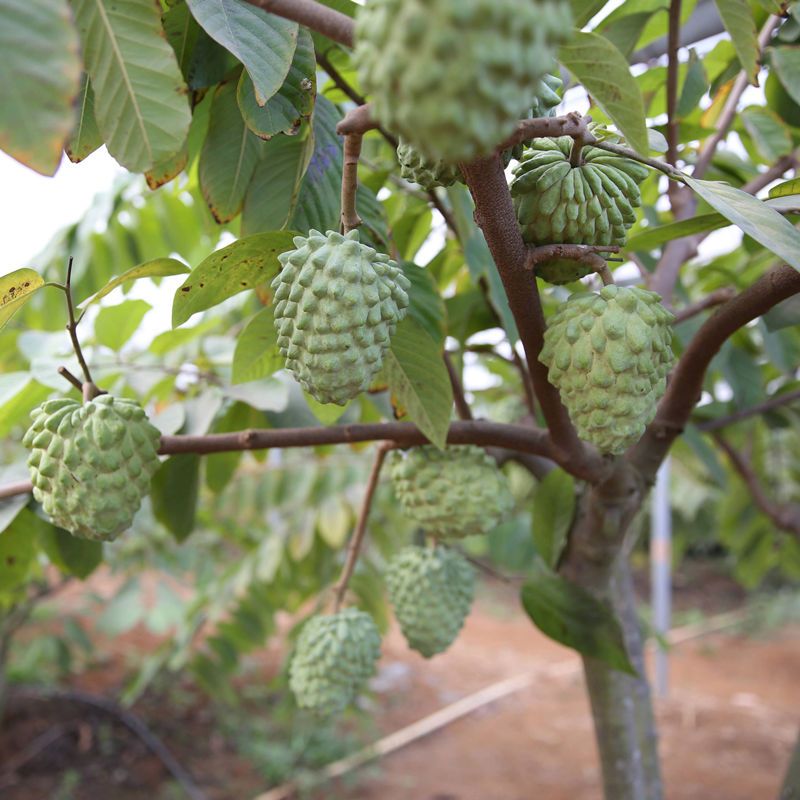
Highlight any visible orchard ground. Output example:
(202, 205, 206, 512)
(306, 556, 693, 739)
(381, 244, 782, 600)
(0, 562, 797, 800)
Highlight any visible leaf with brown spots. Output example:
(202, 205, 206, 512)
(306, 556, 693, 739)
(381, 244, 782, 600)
(172, 230, 300, 327)
(0, 268, 45, 331)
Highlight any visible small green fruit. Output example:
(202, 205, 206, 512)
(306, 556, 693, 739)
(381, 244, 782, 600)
(396, 139, 463, 189)
(271, 229, 410, 405)
(539, 285, 675, 454)
(23, 396, 161, 541)
(289, 608, 381, 715)
(386, 545, 475, 657)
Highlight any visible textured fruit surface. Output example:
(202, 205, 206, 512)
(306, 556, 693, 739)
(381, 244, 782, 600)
(511, 137, 650, 284)
(397, 139, 463, 189)
(271, 229, 410, 405)
(289, 608, 381, 715)
(355, 0, 572, 162)
(386, 545, 475, 657)
(390, 445, 513, 538)
(539, 285, 675, 454)
(23, 396, 161, 541)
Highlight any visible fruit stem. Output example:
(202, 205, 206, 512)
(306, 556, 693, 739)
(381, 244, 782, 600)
(598, 265, 616, 286)
(340, 133, 364, 234)
(569, 137, 585, 168)
(62, 257, 98, 397)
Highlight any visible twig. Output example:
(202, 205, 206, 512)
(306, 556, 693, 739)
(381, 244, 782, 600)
(497, 112, 595, 152)
(712, 432, 800, 536)
(512, 348, 536, 418)
(463, 554, 522, 584)
(244, 0, 354, 47)
(337, 104, 377, 136)
(598, 265, 615, 286)
(673, 288, 737, 323)
(426, 189, 459, 238)
(340, 133, 363, 233)
(526, 243, 619, 271)
(696, 387, 800, 432)
(591, 140, 683, 181)
(0, 481, 33, 500)
(444, 352, 473, 421)
(333, 444, 391, 610)
(57, 366, 83, 392)
(10, 686, 207, 800)
(62, 258, 97, 398)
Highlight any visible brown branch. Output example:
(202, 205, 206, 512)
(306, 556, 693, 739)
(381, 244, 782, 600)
(673, 287, 737, 323)
(526, 244, 619, 274)
(333, 444, 391, 610)
(696, 387, 800, 432)
(629, 263, 800, 481)
(244, 0, 354, 47)
(63, 258, 102, 401)
(426, 189, 459, 238)
(340, 133, 363, 233)
(497, 112, 595, 152)
(57, 366, 83, 392)
(444, 352, 473, 420)
(0, 481, 33, 500)
(512, 349, 537, 418)
(458, 154, 605, 481)
(741, 151, 799, 195)
(713, 433, 800, 536)
(337, 104, 377, 136)
(591, 141, 683, 181)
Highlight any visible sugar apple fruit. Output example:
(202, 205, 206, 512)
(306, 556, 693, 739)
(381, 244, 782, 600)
(390, 445, 513, 538)
(386, 545, 475, 657)
(289, 608, 381, 715)
(511, 137, 650, 284)
(539, 285, 675, 455)
(396, 139, 463, 189)
(23, 395, 161, 541)
(530, 73, 563, 120)
(271, 229, 410, 405)
(354, 0, 572, 163)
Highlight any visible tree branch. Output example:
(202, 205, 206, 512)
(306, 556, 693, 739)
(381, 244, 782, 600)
(629, 263, 800, 481)
(673, 287, 737, 323)
(712, 432, 800, 537)
(458, 154, 605, 481)
(444, 352, 473, 421)
(526, 243, 620, 276)
(340, 132, 363, 233)
(496, 112, 595, 152)
(696, 387, 800, 432)
(244, 0, 354, 47)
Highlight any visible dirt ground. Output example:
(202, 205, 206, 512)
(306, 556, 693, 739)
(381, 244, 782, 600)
(0, 568, 798, 800)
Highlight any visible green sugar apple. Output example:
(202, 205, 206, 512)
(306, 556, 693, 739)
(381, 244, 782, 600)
(271, 229, 410, 405)
(539, 285, 675, 455)
(396, 139, 463, 189)
(511, 138, 650, 284)
(354, 0, 572, 163)
(390, 445, 513, 539)
(386, 545, 475, 657)
(289, 608, 381, 715)
(23, 395, 161, 541)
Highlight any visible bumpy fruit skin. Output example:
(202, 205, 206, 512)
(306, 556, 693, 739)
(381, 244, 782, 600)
(289, 608, 381, 715)
(511, 137, 650, 284)
(390, 445, 513, 539)
(354, 0, 572, 163)
(271, 229, 410, 405)
(386, 546, 475, 657)
(396, 139, 463, 189)
(539, 285, 675, 455)
(530, 73, 563, 120)
(23, 396, 161, 541)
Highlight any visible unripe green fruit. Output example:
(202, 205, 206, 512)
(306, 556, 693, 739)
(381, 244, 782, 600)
(22, 396, 161, 541)
(355, 0, 572, 163)
(289, 608, 381, 715)
(390, 445, 513, 539)
(530, 73, 563, 120)
(396, 139, 463, 189)
(386, 545, 475, 657)
(539, 285, 675, 455)
(271, 229, 410, 405)
(511, 138, 650, 284)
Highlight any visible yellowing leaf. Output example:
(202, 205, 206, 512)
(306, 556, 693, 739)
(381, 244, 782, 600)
(0, 268, 45, 330)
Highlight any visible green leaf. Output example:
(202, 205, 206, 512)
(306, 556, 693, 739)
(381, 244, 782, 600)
(532, 470, 576, 569)
(232, 306, 283, 384)
(0, 495, 28, 537)
(186, 0, 297, 105)
(0, 508, 40, 591)
(145, 145, 189, 190)
(151, 454, 201, 542)
(382, 317, 453, 450)
(71, 0, 192, 172)
(39, 524, 103, 579)
(677, 51, 707, 118)
(94, 299, 151, 351)
(571, 0, 609, 27)
(768, 178, 800, 199)
(764, 294, 800, 331)
(601, 11, 655, 58)
(401, 262, 446, 346)
(0, 0, 82, 175)
(199, 79, 265, 223)
(0, 375, 52, 438)
(646, 128, 668, 153)
(713, 0, 758, 83)
(237, 27, 316, 139)
(0, 269, 45, 330)
(521, 559, 636, 675)
(771, 46, 800, 107)
(172, 230, 299, 327)
(683, 424, 727, 486)
(80, 258, 189, 307)
(682, 175, 800, 272)
(66, 74, 102, 164)
(98, 579, 144, 635)
(740, 106, 792, 162)
(559, 31, 648, 155)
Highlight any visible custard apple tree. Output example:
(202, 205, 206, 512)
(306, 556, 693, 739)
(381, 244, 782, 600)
(1, 0, 800, 798)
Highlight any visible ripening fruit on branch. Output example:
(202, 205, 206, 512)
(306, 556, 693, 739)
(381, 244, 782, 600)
(539, 285, 675, 455)
(396, 139, 464, 190)
(23, 396, 161, 541)
(288, 608, 382, 715)
(271, 229, 410, 405)
(390, 445, 513, 539)
(511, 138, 650, 284)
(386, 545, 476, 657)
(354, 0, 573, 163)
